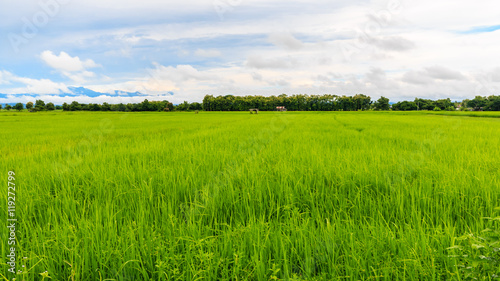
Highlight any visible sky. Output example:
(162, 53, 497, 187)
(0, 0, 499, 104)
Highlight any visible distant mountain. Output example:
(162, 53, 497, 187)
(0, 87, 174, 100)
(66, 87, 105, 97)
(66, 87, 154, 98)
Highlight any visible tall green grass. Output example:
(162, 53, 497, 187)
(1, 111, 499, 280)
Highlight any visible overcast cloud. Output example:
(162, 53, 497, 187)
(0, 0, 499, 103)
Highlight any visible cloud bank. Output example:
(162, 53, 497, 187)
(1, 0, 499, 103)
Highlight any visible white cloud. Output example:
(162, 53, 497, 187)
(368, 36, 415, 51)
(194, 49, 221, 57)
(270, 79, 291, 87)
(364, 67, 398, 90)
(60, 71, 96, 85)
(40, 51, 100, 83)
(40, 51, 99, 72)
(0, 71, 69, 95)
(251, 72, 263, 81)
(9, 77, 69, 95)
(268, 32, 304, 50)
(0, 71, 14, 85)
(246, 55, 298, 69)
(149, 64, 216, 83)
(401, 66, 467, 85)
(402, 71, 434, 85)
(88, 63, 226, 103)
(424, 66, 465, 81)
(492, 68, 500, 82)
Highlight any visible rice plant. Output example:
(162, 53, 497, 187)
(0, 111, 499, 280)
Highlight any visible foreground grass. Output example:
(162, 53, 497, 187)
(1, 111, 499, 280)
(423, 110, 500, 118)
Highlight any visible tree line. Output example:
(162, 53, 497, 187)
(1, 99, 176, 112)
(202, 94, 500, 111)
(60, 100, 177, 112)
(392, 96, 500, 111)
(203, 94, 375, 111)
(1, 94, 499, 112)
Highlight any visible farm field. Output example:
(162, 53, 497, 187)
(1, 111, 499, 280)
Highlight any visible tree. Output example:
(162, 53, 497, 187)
(0, 104, 2, 110)
(164, 101, 174, 111)
(35, 99, 45, 111)
(13, 103, 24, 111)
(116, 103, 127, 111)
(353, 94, 372, 110)
(467, 96, 487, 111)
(69, 101, 81, 111)
(5, 104, 12, 110)
(140, 99, 152, 111)
(435, 98, 454, 110)
(176, 101, 190, 111)
(203, 95, 215, 111)
(32, 95, 496, 113)
(414, 98, 434, 110)
(190, 102, 203, 111)
(26, 102, 34, 111)
(374, 96, 390, 110)
(45, 102, 55, 111)
(101, 102, 111, 111)
(88, 103, 101, 111)
(62, 102, 70, 111)
(393, 101, 418, 111)
(153, 100, 173, 111)
(131, 103, 141, 111)
(486, 95, 500, 111)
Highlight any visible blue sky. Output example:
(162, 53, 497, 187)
(1, 0, 499, 104)
(460, 25, 500, 34)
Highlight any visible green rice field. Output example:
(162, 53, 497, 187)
(1, 111, 500, 280)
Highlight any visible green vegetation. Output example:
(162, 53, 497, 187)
(373, 96, 390, 111)
(34, 100, 45, 111)
(202, 95, 500, 112)
(448, 207, 500, 280)
(0, 111, 499, 280)
(45, 103, 55, 111)
(61, 100, 174, 112)
(5, 93, 500, 113)
(13, 103, 24, 111)
(464, 96, 500, 111)
(203, 94, 372, 111)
